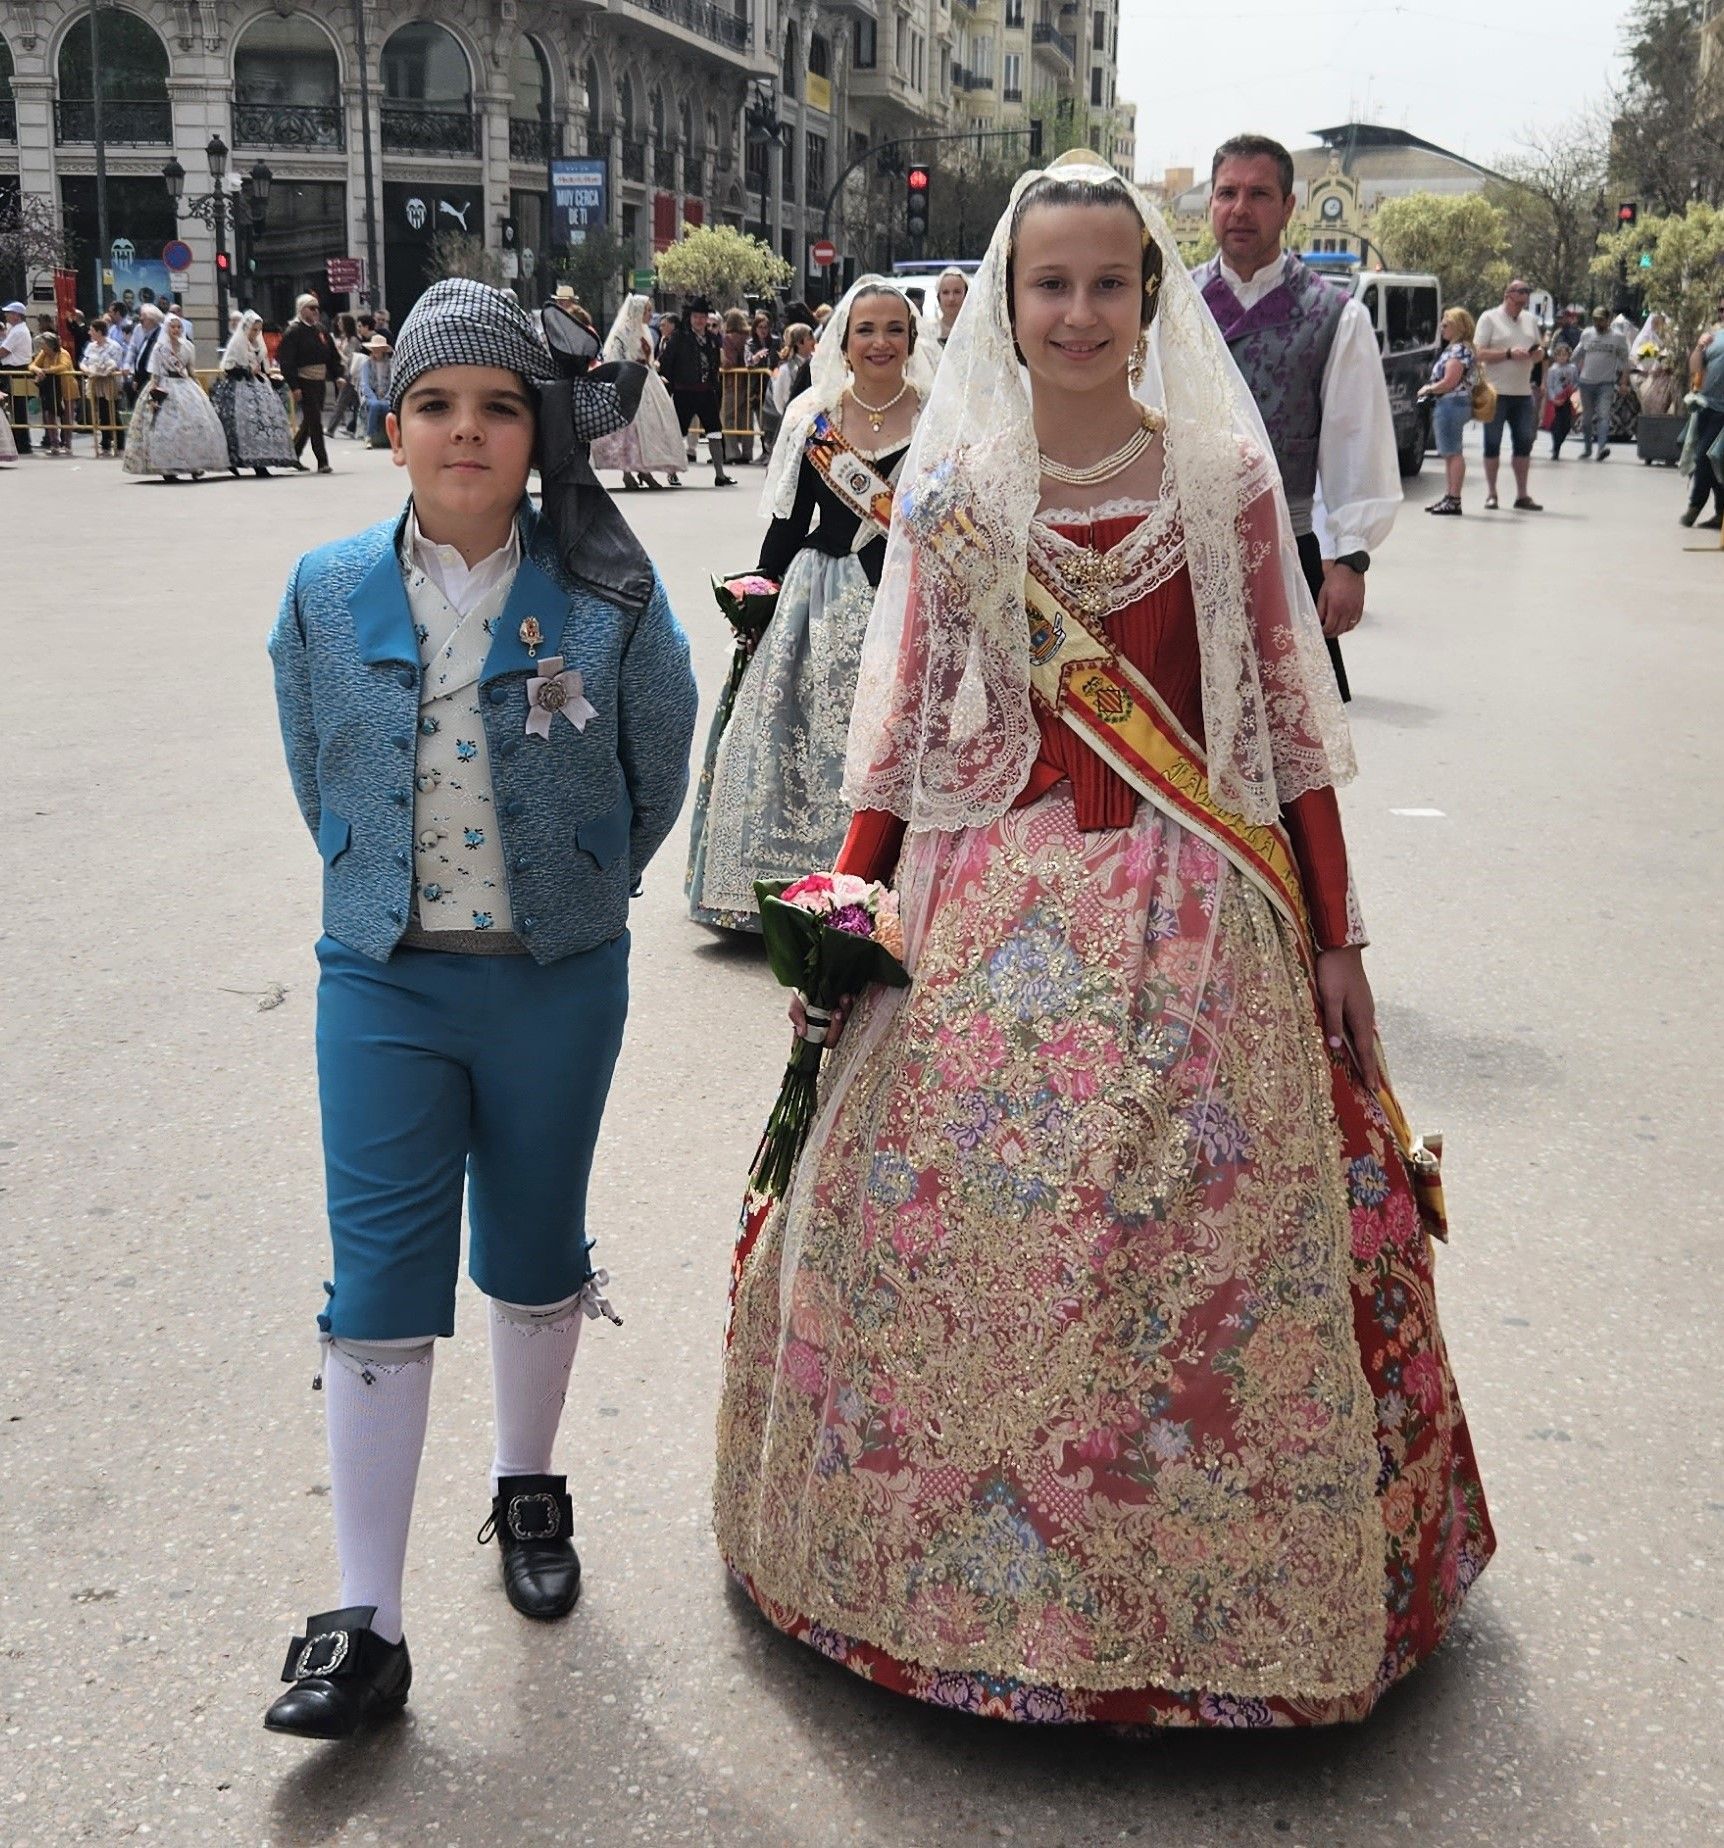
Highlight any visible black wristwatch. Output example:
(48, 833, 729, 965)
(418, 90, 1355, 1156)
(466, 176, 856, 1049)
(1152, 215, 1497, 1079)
(1334, 550, 1370, 575)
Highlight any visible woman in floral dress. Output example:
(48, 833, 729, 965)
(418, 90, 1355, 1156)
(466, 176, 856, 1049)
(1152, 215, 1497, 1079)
(209, 310, 297, 476)
(714, 156, 1494, 1727)
(123, 314, 229, 481)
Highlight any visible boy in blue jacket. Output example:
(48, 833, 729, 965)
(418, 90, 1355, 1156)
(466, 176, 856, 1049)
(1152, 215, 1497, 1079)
(264, 280, 697, 1738)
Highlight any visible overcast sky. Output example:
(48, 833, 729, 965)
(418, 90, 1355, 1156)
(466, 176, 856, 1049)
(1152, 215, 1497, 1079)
(1117, 0, 1631, 183)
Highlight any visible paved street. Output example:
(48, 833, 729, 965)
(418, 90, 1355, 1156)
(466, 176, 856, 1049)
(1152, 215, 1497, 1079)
(3, 432, 1720, 1848)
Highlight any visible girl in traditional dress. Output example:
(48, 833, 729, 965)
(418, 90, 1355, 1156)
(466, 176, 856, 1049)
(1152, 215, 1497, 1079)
(123, 314, 228, 482)
(589, 293, 685, 491)
(714, 156, 1494, 1727)
(0, 392, 16, 465)
(685, 278, 936, 929)
(923, 264, 970, 355)
(210, 310, 297, 477)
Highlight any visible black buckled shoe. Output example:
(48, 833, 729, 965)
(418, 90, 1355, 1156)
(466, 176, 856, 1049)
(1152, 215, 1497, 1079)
(262, 1605, 411, 1739)
(479, 1474, 582, 1621)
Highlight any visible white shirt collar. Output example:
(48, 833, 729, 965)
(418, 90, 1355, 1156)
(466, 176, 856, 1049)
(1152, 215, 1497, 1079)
(1219, 252, 1290, 310)
(404, 508, 522, 617)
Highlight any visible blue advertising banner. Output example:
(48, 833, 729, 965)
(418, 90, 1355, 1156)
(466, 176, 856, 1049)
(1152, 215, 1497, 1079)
(550, 157, 608, 246)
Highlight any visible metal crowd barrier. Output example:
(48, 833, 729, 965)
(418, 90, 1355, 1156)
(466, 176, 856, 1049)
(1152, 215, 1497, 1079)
(717, 366, 774, 444)
(2, 364, 294, 455)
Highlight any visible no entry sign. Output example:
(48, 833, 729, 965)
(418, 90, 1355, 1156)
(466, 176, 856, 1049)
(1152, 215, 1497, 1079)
(810, 238, 837, 268)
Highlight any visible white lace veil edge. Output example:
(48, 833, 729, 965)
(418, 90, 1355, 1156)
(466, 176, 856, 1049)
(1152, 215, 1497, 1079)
(759, 273, 940, 522)
(602, 294, 651, 364)
(841, 158, 1356, 831)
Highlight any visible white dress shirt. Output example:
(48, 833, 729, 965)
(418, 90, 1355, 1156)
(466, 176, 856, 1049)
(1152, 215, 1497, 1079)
(1, 320, 32, 369)
(1218, 257, 1401, 559)
(402, 512, 523, 933)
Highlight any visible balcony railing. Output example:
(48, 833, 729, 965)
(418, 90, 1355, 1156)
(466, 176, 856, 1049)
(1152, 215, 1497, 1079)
(1001, 85, 1023, 102)
(585, 122, 611, 157)
(0, 99, 16, 143)
(380, 104, 479, 156)
(621, 136, 647, 181)
(510, 116, 561, 162)
(232, 101, 343, 150)
(653, 145, 677, 189)
(626, 0, 750, 53)
(55, 98, 172, 145)
(1032, 21, 1076, 62)
(953, 64, 994, 91)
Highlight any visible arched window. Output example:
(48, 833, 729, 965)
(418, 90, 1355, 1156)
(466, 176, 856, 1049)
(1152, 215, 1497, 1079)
(781, 21, 799, 100)
(234, 14, 342, 149)
(509, 35, 554, 161)
(56, 9, 171, 144)
(380, 22, 474, 154)
(511, 35, 551, 121)
(0, 39, 15, 142)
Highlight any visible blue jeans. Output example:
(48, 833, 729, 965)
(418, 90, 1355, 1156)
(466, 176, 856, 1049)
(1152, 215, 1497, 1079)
(364, 398, 389, 445)
(1431, 391, 1470, 457)
(313, 932, 629, 1338)
(1482, 393, 1535, 459)
(1578, 382, 1614, 452)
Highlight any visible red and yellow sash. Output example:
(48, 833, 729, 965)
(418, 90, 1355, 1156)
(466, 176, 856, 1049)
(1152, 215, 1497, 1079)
(1024, 556, 1448, 1237)
(806, 412, 896, 544)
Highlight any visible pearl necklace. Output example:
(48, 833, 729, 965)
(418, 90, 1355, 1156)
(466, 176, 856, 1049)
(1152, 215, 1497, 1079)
(1039, 407, 1167, 486)
(845, 380, 911, 435)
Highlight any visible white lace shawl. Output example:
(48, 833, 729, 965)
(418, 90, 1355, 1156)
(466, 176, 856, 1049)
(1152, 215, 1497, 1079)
(842, 159, 1355, 830)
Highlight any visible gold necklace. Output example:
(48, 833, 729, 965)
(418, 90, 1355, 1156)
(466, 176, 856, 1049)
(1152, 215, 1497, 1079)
(1039, 407, 1167, 486)
(846, 380, 910, 434)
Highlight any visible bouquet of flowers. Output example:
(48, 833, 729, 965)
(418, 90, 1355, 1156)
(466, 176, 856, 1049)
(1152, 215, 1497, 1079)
(711, 571, 779, 719)
(747, 874, 908, 1200)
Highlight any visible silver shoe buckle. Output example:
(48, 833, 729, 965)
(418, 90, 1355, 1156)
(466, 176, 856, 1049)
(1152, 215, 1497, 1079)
(294, 1629, 350, 1679)
(507, 1491, 560, 1542)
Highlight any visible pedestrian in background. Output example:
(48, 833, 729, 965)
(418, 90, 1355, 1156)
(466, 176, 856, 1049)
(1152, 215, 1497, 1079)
(325, 313, 362, 440)
(1544, 343, 1579, 458)
(719, 306, 753, 463)
(1573, 306, 1630, 461)
(277, 293, 339, 474)
(760, 321, 813, 463)
(211, 309, 298, 477)
(28, 331, 75, 454)
(659, 301, 737, 486)
(1475, 278, 1544, 510)
(2, 300, 35, 454)
(1679, 301, 1724, 529)
(1418, 306, 1476, 514)
(357, 333, 393, 447)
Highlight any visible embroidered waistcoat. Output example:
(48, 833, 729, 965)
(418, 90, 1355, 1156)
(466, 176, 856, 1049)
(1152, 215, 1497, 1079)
(404, 557, 517, 933)
(1194, 254, 1346, 535)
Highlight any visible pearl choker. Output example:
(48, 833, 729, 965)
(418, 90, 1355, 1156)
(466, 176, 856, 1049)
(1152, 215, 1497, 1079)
(1039, 407, 1167, 486)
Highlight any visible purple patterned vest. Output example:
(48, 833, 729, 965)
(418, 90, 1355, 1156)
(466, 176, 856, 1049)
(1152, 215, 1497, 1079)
(1193, 253, 1347, 536)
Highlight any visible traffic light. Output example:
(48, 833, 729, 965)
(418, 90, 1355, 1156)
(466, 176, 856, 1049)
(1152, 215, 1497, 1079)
(905, 164, 930, 241)
(500, 216, 519, 249)
(214, 250, 230, 275)
(1617, 201, 1638, 227)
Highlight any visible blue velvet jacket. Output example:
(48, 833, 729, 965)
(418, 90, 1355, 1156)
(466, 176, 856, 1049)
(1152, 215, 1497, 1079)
(269, 499, 697, 965)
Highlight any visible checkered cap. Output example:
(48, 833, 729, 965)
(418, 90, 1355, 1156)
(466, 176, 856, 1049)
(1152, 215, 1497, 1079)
(390, 278, 556, 410)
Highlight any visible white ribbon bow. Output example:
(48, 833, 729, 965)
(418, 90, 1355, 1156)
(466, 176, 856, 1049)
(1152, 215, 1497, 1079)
(524, 655, 597, 739)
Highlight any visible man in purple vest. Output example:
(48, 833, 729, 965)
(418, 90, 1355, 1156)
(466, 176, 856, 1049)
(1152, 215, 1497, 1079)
(1193, 135, 1401, 701)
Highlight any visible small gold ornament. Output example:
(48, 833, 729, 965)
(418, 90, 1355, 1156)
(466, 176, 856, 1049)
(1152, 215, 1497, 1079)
(518, 616, 543, 655)
(534, 676, 569, 713)
(1128, 332, 1148, 389)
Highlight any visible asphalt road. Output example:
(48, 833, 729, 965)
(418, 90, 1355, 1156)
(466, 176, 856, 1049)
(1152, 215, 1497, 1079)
(2, 431, 1719, 1847)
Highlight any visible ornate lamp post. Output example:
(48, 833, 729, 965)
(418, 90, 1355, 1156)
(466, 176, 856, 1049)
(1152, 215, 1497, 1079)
(162, 134, 234, 328)
(237, 157, 273, 311)
(745, 83, 783, 254)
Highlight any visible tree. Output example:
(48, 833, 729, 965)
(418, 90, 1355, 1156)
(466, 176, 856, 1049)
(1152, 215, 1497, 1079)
(554, 227, 630, 327)
(1484, 116, 1611, 309)
(1371, 192, 1509, 307)
(427, 230, 507, 290)
(1611, 0, 1724, 212)
(925, 151, 1021, 262)
(653, 222, 791, 307)
(0, 186, 71, 287)
(1592, 203, 1724, 347)
(1174, 219, 1217, 268)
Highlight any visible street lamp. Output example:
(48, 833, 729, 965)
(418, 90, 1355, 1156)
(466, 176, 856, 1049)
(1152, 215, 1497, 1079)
(745, 83, 783, 256)
(237, 158, 273, 310)
(162, 133, 234, 328)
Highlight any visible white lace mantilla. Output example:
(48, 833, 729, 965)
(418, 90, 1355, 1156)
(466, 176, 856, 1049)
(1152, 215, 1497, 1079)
(1030, 494, 1185, 618)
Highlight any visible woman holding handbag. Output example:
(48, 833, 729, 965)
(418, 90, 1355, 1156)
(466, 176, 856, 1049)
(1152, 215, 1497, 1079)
(1418, 306, 1478, 515)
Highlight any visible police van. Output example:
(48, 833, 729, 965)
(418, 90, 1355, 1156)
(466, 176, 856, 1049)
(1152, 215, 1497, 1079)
(1305, 254, 1442, 476)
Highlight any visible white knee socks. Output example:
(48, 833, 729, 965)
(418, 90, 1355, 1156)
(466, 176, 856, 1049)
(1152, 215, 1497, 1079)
(488, 1292, 586, 1491)
(322, 1339, 435, 1646)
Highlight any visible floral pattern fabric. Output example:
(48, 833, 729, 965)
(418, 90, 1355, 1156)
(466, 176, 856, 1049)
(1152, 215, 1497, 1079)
(715, 787, 1493, 1725)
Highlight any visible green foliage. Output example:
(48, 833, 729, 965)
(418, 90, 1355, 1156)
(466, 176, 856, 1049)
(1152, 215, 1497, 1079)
(1592, 203, 1724, 347)
(653, 223, 792, 307)
(1175, 220, 1217, 268)
(924, 152, 1022, 262)
(1612, 0, 1724, 212)
(1371, 192, 1509, 307)
(554, 227, 630, 327)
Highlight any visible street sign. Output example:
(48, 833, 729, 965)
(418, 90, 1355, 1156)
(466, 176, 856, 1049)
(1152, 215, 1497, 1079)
(810, 237, 838, 268)
(631, 267, 656, 293)
(161, 240, 193, 273)
(326, 257, 366, 293)
(551, 157, 608, 247)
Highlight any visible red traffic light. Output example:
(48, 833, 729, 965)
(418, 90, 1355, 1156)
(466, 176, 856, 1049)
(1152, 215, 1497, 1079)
(907, 166, 930, 191)
(214, 251, 230, 271)
(1617, 201, 1638, 225)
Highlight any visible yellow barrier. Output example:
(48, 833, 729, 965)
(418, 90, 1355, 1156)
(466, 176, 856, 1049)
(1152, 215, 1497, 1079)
(1, 364, 292, 454)
(717, 366, 774, 443)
